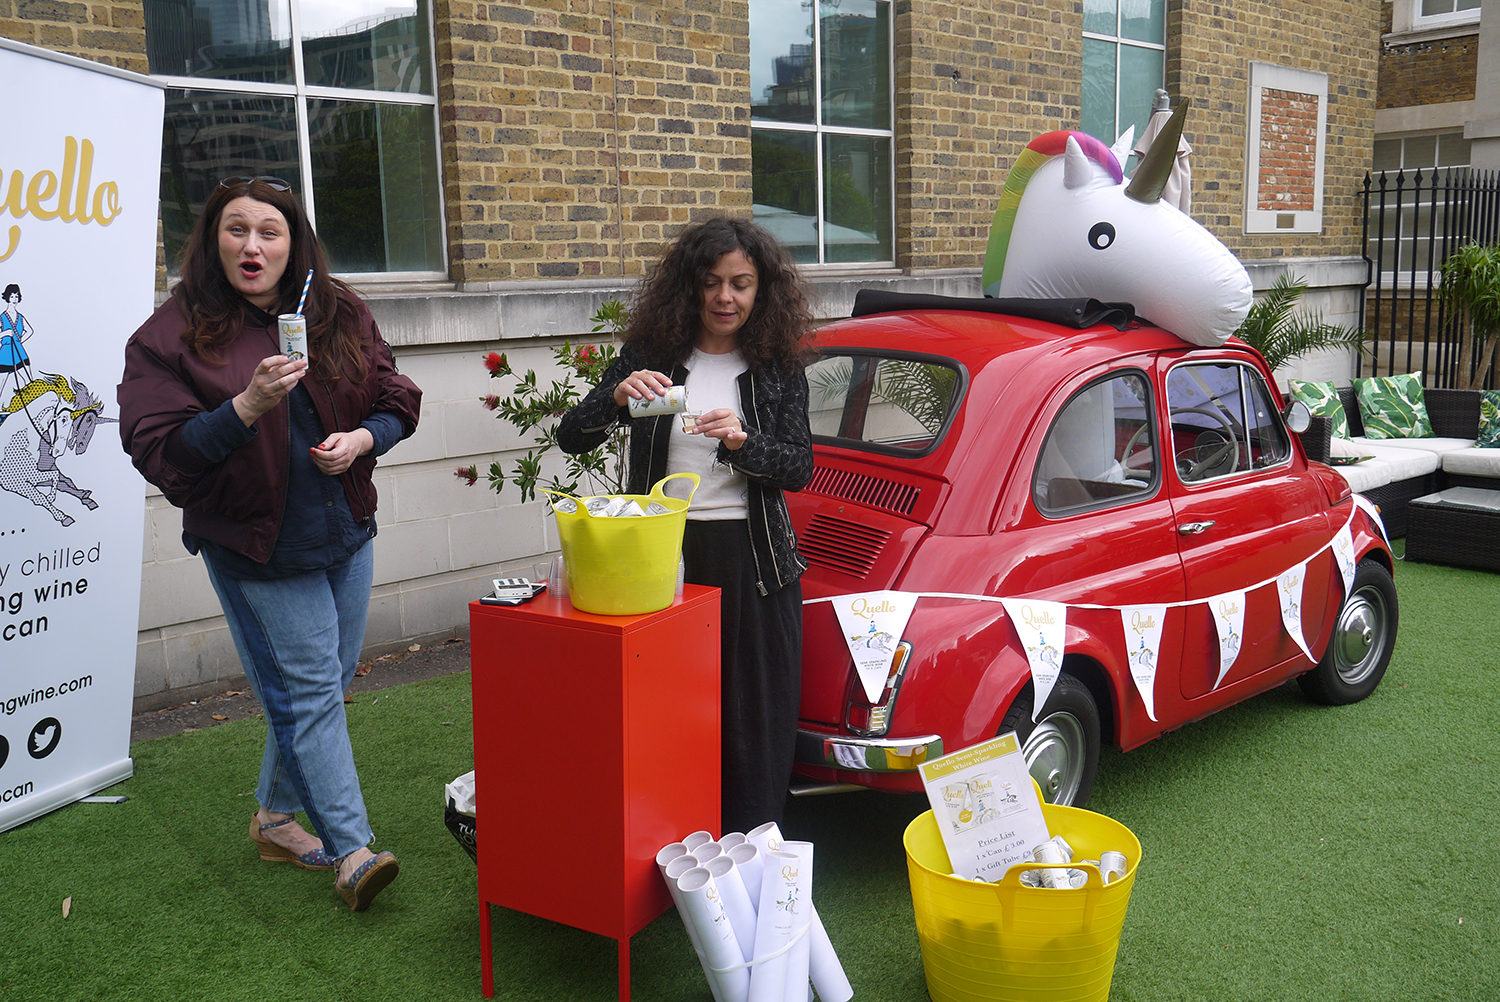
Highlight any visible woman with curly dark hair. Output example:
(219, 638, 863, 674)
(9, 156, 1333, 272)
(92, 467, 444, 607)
(118, 176, 421, 911)
(558, 216, 815, 833)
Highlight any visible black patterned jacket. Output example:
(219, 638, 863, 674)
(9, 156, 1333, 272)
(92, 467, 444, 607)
(557, 343, 812, 596)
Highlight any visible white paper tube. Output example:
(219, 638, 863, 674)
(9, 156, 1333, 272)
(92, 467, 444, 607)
(745, 821, 783, 854)
(748, 850, 803, 1002)
(720, 832, 747, 850)
(684, 830, 714, 851)
(776, 842, 815, 1002)
(770, 841, 854, 1002)
(704, 855, 757, 964)
(662, 855, 725, 1002)
(657, 842, 688, 868)
(727, 843, 762, 916)
(693, 841, 724, 864)
(678, 866, 751, 1002)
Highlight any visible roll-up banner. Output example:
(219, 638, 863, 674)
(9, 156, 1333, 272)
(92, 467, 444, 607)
(0, 39, 161, 833)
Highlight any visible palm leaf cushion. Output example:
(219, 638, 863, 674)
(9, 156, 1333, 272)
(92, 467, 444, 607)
(1479, 390, 1500, 449)
(1287, 379, 1351, 440)
(1353, 372, 1434, 440)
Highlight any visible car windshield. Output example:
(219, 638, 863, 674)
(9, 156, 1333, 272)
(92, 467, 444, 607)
(806, 350, 963, 454)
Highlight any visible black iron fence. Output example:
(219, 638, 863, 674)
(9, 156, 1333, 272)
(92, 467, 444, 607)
(1361, 167, 1500, 388)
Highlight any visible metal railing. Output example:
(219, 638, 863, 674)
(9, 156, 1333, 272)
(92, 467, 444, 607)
(1361, 167, 1500, 388)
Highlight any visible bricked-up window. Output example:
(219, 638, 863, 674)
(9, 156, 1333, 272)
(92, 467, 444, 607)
(144, 0, 444, 276)
(1081, 0, 1165, 147)
(1244, 63, 1326, 235)
(750, 0, 893, 265)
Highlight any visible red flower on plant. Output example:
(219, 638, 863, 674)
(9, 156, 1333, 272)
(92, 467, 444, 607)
(576, 344, 598, 362)
(483, 351, 507, 375)
(481, 394, 501, 411)
(454, 464, 479, 487)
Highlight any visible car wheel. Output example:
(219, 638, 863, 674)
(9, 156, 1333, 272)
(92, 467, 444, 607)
(998, 674, 1101, 807)
(1297, 558, 1398, 706)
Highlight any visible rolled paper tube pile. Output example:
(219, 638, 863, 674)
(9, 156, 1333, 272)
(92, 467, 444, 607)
(657, 824, 854, 1002)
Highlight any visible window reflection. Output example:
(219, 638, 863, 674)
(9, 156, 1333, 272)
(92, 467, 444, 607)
(751, 0, 814, 125)
(752, 131, 818, 264)
(820, 0, 888, 130)
(301, 0, 432, 94)
(145, 0, 293, 82)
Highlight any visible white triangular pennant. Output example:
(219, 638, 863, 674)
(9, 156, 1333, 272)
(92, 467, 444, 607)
(832, 591, 920, 703)
(1277, 561, 1314, 661)
(1120, 605, 1166, 721)
(1000, 599, 1068, 720)
(1352, 494, 1388, 544)
(1209, 591, 1245, 690)
(1332, 523, 1357, 596)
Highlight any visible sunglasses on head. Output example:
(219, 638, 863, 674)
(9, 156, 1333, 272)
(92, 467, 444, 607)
(219, 175, 292, 191)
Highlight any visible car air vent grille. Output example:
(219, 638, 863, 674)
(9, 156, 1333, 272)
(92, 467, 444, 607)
(800, 514, 892, 578)
(807, 466, 921, 515)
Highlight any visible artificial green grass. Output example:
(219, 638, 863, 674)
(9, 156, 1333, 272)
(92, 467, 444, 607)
(3, 554, 1498, 1001)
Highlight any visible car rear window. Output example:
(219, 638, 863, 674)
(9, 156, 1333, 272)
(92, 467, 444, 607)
(806, 350, 964, 455)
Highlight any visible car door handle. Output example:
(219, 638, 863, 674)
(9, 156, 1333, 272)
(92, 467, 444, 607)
(1177, 521, 1216, 535)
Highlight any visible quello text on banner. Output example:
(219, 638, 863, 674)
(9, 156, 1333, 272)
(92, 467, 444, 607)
(0, 136, 124, 263)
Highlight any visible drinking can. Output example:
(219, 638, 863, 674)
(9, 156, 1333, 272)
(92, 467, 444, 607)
(627, 385, 688, 417)
(278, 313, 308, 361)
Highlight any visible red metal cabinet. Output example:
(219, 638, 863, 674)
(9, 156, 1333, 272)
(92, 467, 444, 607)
(469, 585, 721, 1000)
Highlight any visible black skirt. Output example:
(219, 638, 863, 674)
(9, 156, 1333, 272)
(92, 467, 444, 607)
(682, 518, 802, 834)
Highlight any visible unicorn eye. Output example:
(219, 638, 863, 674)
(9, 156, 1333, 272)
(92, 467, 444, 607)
(1088, 222, 1116, 250)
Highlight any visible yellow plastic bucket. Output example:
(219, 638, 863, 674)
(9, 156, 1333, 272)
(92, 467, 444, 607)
(903, 801, 1142, 1002)
(550, 472, 699, 616)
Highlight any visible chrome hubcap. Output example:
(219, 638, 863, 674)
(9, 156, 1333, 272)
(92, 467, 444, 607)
(1333, 585, 1387, 686)
(1024, 712, 1084, 804)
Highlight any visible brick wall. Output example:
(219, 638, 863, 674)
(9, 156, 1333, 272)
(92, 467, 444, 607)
(894, 1, 1080, 270)
(1378, 10, 1478, 111)
(0, 0, 146, 72)
(434, 0, 753, 285)
(1171, 0, 1380, 259)
(1257, 89, 1320, 211)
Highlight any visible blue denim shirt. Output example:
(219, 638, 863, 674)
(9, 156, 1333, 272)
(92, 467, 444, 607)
(181, 383, 403, 579)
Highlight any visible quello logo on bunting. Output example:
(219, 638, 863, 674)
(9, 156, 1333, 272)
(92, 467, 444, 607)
(832, 590, 918, 703)
(999, 598, 1067, 720)
(1121, 605, 1166, 721)
(0, 137, 124, 263)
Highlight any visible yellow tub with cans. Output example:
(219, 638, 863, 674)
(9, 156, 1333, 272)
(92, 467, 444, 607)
(903, 798, 1141, 1002)
(550, 472, 699, 616)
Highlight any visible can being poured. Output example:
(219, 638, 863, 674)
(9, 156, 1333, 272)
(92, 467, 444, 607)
(627, 385, 688, 418)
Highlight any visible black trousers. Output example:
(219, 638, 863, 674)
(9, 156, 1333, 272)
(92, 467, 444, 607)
(682, 519, 802, 834)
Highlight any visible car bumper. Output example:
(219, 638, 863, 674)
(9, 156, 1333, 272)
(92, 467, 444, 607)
(795, 728, 944, 772)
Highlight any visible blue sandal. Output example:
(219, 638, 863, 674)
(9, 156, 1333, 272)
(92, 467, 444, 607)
(250, 814, 335, 870)
(335, 851, 399, 911)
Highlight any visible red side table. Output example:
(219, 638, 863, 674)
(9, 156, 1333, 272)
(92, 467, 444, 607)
(469, 585, 721, 1001)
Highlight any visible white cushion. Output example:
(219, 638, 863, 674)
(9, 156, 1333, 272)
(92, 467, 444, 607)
(1349, 441, 1440, 479)
(1333, 458, 1394, 492)
(1442, 448, 1500, 478)
(1351, 435, 1475, 457)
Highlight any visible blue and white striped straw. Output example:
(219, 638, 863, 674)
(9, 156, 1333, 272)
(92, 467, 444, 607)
(296, 268, 313, 316)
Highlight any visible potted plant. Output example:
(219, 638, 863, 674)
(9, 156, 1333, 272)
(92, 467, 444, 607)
(1234, 273, 1367, 374)
(1437, 241, 1500, 390)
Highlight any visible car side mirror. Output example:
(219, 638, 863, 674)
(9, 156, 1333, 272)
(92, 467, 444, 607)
(1283, 399, 1312, 434)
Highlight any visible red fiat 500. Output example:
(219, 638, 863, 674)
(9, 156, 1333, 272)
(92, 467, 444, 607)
(789, 292, 1397, 806)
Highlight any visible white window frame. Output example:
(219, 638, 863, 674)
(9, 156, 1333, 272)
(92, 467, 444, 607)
(1399, 0, 1481, 34)
(149, 0, 447, 281)
(1244, 62, 1326, 235)
(750, 0, 897, 269)
(1081, 0, 1167, 145)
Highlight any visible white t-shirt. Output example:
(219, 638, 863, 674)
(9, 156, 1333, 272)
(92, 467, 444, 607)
(666, 348, 749, 520)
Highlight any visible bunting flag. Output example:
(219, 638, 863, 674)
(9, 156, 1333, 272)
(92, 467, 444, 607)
(831, 590, 920, 702)
(999, 599, 1068, 719)
(1120, 605, 1167, 721)
(1210, 591, 1246, 690)
(1277, 561, 1314, 661)
(817, 504, 1380, 712)
(1332, 523, 1357, 596)
(1353, 493, 1387, 544)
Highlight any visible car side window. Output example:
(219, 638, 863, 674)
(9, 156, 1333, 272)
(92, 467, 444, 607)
(1033, 372, 1156, 514)
(1166, 362, 1291, 482)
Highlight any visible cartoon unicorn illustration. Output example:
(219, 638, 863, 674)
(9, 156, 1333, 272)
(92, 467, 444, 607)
(1130, 637, 1156, 672)
(849, 619, 897, 654)
(981, 101, 1253, 348)
(1, 373, 114, 525)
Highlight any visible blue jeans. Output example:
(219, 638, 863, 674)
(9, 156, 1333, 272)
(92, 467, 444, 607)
(202, 542, 375, 859)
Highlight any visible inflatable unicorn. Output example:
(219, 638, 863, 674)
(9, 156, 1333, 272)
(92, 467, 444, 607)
(981, 102, 1253, 348)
